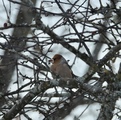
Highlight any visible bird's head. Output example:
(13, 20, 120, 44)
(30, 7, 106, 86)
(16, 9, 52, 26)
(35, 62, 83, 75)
(49, 54, 66, 64)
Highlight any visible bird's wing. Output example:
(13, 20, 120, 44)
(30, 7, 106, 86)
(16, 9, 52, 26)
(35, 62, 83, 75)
(57, 63, 72, 78)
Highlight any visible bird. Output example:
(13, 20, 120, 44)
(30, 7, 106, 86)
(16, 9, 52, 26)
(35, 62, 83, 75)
(49, 54, 73, 80)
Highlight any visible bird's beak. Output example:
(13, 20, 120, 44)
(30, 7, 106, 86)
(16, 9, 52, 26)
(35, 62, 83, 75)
(48, 59, 54, 64)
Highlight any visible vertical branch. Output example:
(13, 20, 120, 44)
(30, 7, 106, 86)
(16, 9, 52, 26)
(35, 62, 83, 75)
(92, 0, 116, 60)
(0, 0, 37, 107)
(97, 96, 116, 120)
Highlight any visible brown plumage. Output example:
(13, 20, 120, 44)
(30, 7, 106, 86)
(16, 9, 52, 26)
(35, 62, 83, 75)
(49, 54, 72, 79)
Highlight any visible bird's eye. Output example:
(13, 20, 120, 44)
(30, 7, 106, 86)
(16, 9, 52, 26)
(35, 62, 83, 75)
(53, 58, 56, 61)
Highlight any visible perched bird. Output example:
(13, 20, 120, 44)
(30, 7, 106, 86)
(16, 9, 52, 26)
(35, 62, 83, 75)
(49, 54, 73, 79)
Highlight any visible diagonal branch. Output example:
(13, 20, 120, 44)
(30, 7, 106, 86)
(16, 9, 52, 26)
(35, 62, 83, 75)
(55, 0, 92, 58)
